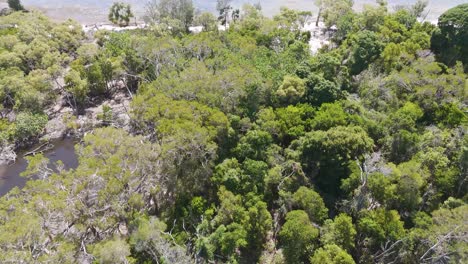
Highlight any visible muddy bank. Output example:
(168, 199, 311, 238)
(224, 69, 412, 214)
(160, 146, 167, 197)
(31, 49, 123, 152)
(42, 85, 132, 142)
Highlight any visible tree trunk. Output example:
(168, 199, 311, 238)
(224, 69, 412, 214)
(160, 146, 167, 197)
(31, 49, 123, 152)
(316, 8, 322, 27)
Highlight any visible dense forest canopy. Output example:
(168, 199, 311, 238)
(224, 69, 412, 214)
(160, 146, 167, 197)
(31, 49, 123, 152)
(0, 0, 467, 263)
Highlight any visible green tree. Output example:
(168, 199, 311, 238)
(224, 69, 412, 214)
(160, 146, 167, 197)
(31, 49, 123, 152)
(0, 127, 165, 262)
(108, 2, 134, 27)
(255, 104, 315, 145)
(276, 75, 306, 104)
(389, 102, 424, 132)
(415, 147, 459, 209)
(322, 0, 354, 29)
(310, 244, 355, 264)
(410, 0, 429, 18)
(314, 0, 324, 26)
(279, 210, 319, 264)
(64, 69, 88, 108)
(348, 30, 384, 75)
(435, 103, 468, 128)
(195, 12, 218, 32)
(12, 112, 48, 144)
(292, 186, 329, 224)
(132, 92, 229, 201)
(295, 126, 374, 196)
(297, 126, 374, 166)
(393, 162, 424, 212)
(7, 0, 24, 11)
(384, 102, 424, 163)
(145, 0, 195, 32)
(245, 199, 272, 252)
(409, 205, 468, 263)
(0, 5, 466, 264)
(357, 209, 405, 252)
(274, 7, 312, 31)
(321, 213, 357, 252)
(212, 158, 244, 193)
(235, 130, 274, 162)
(304, 73, 343, 105)
(431, 4, 468, 71)
(196, 188, 271, 262)
(130, 217, 192, 263)
(312, 102, 348, 130)
(236, 3, 264, 34)
(93, 238, 132, 264)
(356, 1, 388, 32)
(216, 0, 233, 26)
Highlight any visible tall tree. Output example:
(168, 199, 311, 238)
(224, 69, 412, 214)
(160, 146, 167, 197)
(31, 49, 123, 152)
(431, 4, 468, 71)
(7, 0, 24, 11)
(315, 0, 324, 26)
(279, 210, 319, 263)
(322, 0, 354, 28)
(315, 0, 353, 27)
(108, 2, 134, 27)
(145, 0, 194, 31)
(411, 0, 429, 18)
(321, 213, 357, 252)
(216, 0, 233, 26)
(292, 186, 329, 224)
(195, 12, 218, 32)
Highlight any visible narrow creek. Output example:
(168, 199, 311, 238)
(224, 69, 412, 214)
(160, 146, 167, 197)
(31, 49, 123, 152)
(0, 139, 79, 196)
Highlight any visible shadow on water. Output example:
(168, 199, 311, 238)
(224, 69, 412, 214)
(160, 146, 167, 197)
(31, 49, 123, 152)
(0, 138, 79, 196)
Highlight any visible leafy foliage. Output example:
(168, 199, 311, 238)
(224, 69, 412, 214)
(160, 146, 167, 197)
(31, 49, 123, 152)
(0, 2, 467, 264)
(431, 4, 468, 71)
(7, 0, 24, 11)
(279, 210, 319, 263)
(145, 0, 195, 33)
(108, 2, 134, 27)
(310, 244, 355, 264)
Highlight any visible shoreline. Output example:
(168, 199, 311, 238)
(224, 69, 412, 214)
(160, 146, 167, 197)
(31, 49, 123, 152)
(2, 1, 440, 29)
(8, 0, 449, 25)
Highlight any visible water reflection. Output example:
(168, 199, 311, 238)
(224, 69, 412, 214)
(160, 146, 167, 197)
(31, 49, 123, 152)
(0, 139, 78, 196)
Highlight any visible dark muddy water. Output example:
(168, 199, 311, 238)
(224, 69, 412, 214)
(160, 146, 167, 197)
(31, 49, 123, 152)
(0, 139, 78, 196)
